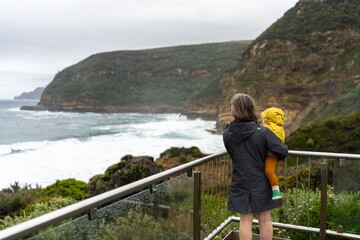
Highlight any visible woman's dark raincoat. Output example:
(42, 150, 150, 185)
(223, 120, 288, 213)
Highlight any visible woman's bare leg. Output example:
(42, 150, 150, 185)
(258, 210, 273, 240)
(239, 212, 253, 240)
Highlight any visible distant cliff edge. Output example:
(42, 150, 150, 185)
(14, 87, 45, 100)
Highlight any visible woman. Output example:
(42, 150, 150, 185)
(223, 93, 288, 240)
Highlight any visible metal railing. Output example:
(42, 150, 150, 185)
(199, 151, 360, 240)
(0, 150, 359, 240)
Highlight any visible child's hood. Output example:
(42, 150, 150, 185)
(261, 107, 285, 126)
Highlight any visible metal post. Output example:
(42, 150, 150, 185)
(193, 170, 201, 240)
(320, 161, 328, 240)
(88, 208, 97, 221)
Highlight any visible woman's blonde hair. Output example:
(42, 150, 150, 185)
(230, 93, 257, 121)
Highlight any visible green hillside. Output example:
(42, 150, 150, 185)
(257, 0, 360, 43)
(39, 41, 250, 116)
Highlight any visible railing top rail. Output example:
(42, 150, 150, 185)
(288, 150, 360, 160)
(0, 149, 359, 239)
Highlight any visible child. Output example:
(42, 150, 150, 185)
(261, 107, 285, 200)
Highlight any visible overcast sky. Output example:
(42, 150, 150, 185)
(0, 0, 298, 99)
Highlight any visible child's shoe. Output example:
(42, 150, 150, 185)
(272, 190, 282, 200)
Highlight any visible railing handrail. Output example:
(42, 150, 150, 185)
(288, 150, 360, 160)
(0, 150, 359, 239)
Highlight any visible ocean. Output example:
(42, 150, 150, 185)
(0, 100, 224, 189)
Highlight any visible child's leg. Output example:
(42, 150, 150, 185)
(265, 155, 278, 187)
(265, 156, 282, 199)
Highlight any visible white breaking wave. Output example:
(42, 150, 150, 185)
(0, 113, 224, 189)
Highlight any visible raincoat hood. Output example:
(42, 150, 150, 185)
(226, 120, 259, 144)
(261, 107, 285, 142)
(261, 107, 285, 126)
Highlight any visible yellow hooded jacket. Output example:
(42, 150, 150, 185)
(261, 107, 285, 143)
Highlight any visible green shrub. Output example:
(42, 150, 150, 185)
(272, 186, 360, 239)
(159, 146, 206, 159)
(0, 197, 76, 230)
(190, 146, 205, 158)
(330, 191, 360, 233)
(88, 156, 161, 196)
(201, 194, 234, 237)
(39, 179, 88, 200)
(0, 183, 42, 217)
(95, 208, 191, 240)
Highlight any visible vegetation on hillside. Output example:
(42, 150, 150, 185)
(256, 0, 360, 44)
(42, 41, 250, 113)
(286, 112, 360, 153)
(249, 0, 360, 82)
(308, 84, 360, 122)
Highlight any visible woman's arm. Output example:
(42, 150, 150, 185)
(264, 128, 288, 160)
